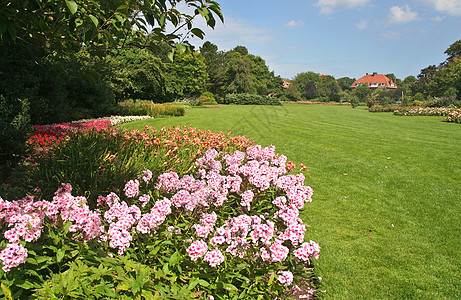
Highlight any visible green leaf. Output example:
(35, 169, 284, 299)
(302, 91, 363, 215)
(56, 248, 65, 263)
(65, 0, 78, 14)
(88, 15, 99, 27)
(167, 50, 174, 62)
(190, 28, 204, 39)
(1, 283, 13, 300)
(168, 250, 181, 265)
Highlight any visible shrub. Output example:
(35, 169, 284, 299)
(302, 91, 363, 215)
(350, 96, 359, 108)
(426, 97, 461, 108)
(0, 96, 32, 181)
(111, 103, 186, 117)
(226, 94, 282, 106)
(0, 145, 319, 299)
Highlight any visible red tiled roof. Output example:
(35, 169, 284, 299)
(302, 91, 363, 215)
(351, 73, 397, 89)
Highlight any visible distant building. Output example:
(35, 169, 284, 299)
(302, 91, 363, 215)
(281, 80, 291, 89)
(351, 72, 397, 90)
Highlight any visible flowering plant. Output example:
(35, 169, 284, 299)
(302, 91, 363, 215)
(0, 145, 319, 299)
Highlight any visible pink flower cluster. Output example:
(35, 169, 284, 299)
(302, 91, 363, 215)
(0, 143, 321, 279)
(278, 270, 294, 286)
(0, 243, 28, 272)
(155, 145, 319, 269)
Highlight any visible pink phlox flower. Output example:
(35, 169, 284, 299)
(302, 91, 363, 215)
(171, 190, 193, 209)
(155, 172, 180, 193)
(280, 223, 306, 246)
(250, 220, 275, 245)
(224, 175, 242, 193)
(138, 194, 150, 208)
(0, 243, 28, 272)
(293, 241, 321, 262)
(139, 170, 153, 183)
(247, 145, 276, 162)
(196, 149, 222, 173)
(203, 248, 225, 267)
(187, 240, 208, 261)
(269, 239, 289, 262)
(124, 179, 140, 198)
(223, 151, 246, 174)
(278, 270, 294, 286)
(272, 196, 287, 208)
(136, 198, 171, 234)
(274, 205, 300, 226)
(201, 212, 217, 227)
(240, 190, 254, 210)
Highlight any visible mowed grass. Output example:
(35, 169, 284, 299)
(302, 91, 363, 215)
(122, 104, 461, 299)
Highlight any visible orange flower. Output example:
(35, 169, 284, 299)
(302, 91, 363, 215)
(300, 163, 309, 172)
(286, 161, 296, 172)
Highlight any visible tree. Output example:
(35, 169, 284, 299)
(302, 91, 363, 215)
(200, 41, 226, 97)
(0, 0, 223, 55)
(223, 52, 257, 95)
(293, 72, 321, 100)
(445, 39, 461, 60)
(337, 77, 355, 92)
(170, 52, 208, 97)
(352, 84, 371, 103)
(106, 48, 176, 102)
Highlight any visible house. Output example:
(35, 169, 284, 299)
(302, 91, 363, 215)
(350, 72, 397, 90)
(281, 80, 291, 89)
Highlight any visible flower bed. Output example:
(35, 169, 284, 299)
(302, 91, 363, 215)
(393, 106, 457, 117)
(29, 125, 255, 206)
(0, 145, 319, 299)
(284, 101, 349, 105)
(367, 105, 402, 113)
(28, 116, 152, 151)
(444, 110, 461, 123)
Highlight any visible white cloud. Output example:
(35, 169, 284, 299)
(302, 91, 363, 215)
(316, 0, 371, 14)
(388, 5, 420, 24)
(431, 15, 445, 22)
(420, 0, 461, 16)
(284, 20, 305, 28)
(355, 20, 369, 30)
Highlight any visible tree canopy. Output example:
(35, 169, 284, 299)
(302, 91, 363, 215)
(0, 0, 223, 55)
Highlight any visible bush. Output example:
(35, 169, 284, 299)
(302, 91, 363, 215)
(0, 96, 32, 181)
(226, 94, 282, 106)
(350, 96, 359, 108)
(111, 103, 186, 117)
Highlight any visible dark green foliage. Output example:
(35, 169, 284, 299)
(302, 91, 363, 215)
(107, 48, 177, 103)
(0, 96, 32, 181)
(226, 93, 282, 106)
(110, 103, 186, 117)
(0, 0, 223, 56)
(0, 45, 115, 125)
(170, 52, 208, 98)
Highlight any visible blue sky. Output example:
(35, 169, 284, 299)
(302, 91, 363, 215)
(187, 0, 461, 80)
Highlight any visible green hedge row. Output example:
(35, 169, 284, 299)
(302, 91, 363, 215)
(226, 93, 282, 106)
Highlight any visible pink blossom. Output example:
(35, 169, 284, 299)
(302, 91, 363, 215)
(139, 194, 150, 207)
(140, 170, 153, 183)
(124, 179, 140, 198)
(278, 270, 294, 286)
(240, 190, 254, 210)
(293, 241, 321, 262)
(204, 248, 225, 267)
(187, 240, 208, 261)
(0, 243, 28, 272)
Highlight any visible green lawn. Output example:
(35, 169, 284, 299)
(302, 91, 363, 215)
(122, 104, 461, 299)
